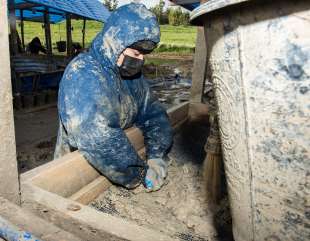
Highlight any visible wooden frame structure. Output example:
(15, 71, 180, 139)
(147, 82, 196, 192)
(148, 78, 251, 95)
(20, 103, 189, 241)
(10, 1, 90, 58)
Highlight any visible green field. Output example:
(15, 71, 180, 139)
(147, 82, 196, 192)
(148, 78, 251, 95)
(17, 21, 196, 54)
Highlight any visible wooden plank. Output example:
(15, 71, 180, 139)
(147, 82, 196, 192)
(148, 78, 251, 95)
(167, 102, 189, 126)
(66, 14, 72, 57)
(0, 197, 82, 241)
(20, 10, 25, 50)
(69, 148, 146, 205)
(44, 9, 52, 56)
(30, 151, 100, 198)
(0, 0, 20, 204)
(188, 102, 209, 123)
(69, 176, 111, 205)
(14, 2, 39, 9)
(8, 0, 18, 55)
(21, 104, 188, 199)
(126, 127, 144, 151)
(82, 18, 86, 48)
(190, 25, 207, 103)
(22, 183, 175, 241)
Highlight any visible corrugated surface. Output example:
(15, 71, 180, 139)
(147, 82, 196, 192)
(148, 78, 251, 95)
(202, 0, 310, 240)
(14, 0, 110, 23)
(190, 0, 249, 24)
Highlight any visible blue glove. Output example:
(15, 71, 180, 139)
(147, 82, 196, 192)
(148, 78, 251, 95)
(144, 158, 168, 192)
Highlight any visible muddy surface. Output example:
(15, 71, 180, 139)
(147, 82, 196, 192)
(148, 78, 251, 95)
(17, 137, 56, 173)
(14, 106, 58, 173)
(90, 124, 233, 241)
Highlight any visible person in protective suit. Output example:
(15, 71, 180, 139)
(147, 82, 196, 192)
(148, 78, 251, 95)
(54, 3, 173, 192)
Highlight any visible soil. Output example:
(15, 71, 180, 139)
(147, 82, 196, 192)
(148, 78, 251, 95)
(90, 123, 233, 241)
(14, 106, 58, 173)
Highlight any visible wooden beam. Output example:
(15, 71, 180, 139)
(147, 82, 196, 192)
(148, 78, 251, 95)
(190, 25, 207, 103)
(82, 18, 86, 48)
(22, 183, 175, 241)
(0, 197, 83, 241)
(189, 0, 208, 103)
(69, 148, 146, 205)
(8, 0, 18, 55)
(44, 9, 52, 56)
(188, 102, 209, 123)
(20, 10, 25, 50)
(14, 2, 39, 10)
(0, 0, 20, 204)
(21, 103, 189, 200)
(66, 13, 72, 57)
(69, 176, 111, 205)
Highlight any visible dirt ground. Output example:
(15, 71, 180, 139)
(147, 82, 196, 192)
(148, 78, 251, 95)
(14, 106, 58, 173)
(90, 122, 233, 241)
(14, 55, 233, 241)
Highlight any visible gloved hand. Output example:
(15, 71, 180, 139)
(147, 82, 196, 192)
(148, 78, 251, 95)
(144, 158, 168, 192)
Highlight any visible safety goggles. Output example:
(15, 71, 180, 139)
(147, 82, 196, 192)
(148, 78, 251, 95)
(130, 40, 157, 54)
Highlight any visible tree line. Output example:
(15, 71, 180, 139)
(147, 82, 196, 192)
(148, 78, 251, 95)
(150, 0, 190, 26)
(103, 0, 190, 26)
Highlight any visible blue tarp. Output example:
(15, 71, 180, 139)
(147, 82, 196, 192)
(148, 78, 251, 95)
(14, 0, 110, 23)
(169, 1, 200, 11)
(180, 3, 199, 11)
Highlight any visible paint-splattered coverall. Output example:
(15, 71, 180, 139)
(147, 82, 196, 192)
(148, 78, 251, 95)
(54, 4, 173, 188)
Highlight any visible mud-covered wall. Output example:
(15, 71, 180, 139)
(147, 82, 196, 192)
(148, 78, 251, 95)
(0, 0, 20, 204)
(204, 1, 310, 240)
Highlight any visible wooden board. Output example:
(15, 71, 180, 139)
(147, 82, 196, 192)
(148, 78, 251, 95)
(188, 102, 209, 123)
(22, 183, 175, 241)
(190, 25, 207, 103)
(21, 103, 189, 200)
(69, 148, 146, 205)
(0, 197, 82, 241)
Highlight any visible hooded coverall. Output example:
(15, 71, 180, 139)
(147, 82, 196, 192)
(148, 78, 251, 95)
(54, 3, 173, 188)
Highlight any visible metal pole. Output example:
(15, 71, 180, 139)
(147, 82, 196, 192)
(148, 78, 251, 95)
(0, 0, 20, 204)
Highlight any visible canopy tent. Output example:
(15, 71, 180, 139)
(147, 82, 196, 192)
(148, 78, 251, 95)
(13, 0, 111, 23)
(169, 0, 200, 11)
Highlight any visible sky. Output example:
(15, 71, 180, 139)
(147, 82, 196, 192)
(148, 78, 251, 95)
(117, 0, 173, 9)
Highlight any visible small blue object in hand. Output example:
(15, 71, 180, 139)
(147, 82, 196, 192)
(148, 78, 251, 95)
(145, 178, 153, 189)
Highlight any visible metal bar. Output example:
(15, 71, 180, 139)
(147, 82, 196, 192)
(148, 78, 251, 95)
(0, 0, 20, 204)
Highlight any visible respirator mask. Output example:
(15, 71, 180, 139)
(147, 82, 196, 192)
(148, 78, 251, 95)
(118, 40, 157, 79)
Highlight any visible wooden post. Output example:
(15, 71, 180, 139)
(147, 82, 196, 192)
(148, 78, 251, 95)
(190, 26, 207, 103)
(44, 8, 52, 56)
(66, 13, 72, 57)
(0, 0, 20, 204)
(8, 0, 18, 55)
(188, 0, 209, 121)
(20, 10, 25, 50)
(82, 18, 86, 49)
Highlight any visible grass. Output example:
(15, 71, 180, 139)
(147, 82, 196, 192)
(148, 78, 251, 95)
(17, 21, 196, 54)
